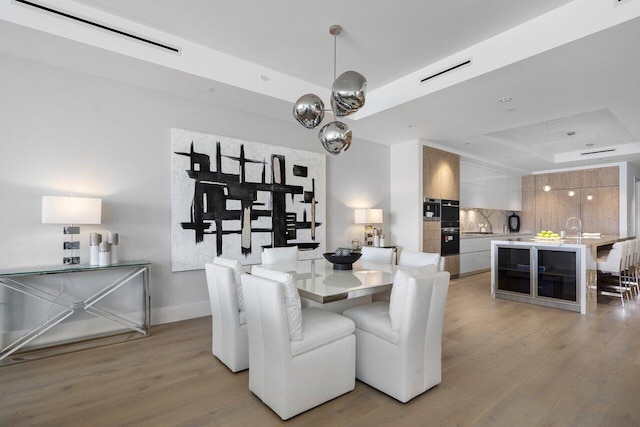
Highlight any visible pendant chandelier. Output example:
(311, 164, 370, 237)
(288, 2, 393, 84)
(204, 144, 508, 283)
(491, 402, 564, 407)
(292, 25, 367, 155)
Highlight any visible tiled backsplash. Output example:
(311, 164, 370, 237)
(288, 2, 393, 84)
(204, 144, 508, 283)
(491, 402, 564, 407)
(461, 208, 521, 233)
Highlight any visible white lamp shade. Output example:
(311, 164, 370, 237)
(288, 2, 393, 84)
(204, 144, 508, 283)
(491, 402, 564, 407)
(354, 208, 383, 224)
(42, 196, 102, 225)
(354, 209, 368, 224)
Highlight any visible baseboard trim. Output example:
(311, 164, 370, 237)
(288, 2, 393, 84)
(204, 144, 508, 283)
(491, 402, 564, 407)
(151, 300, 211, 325)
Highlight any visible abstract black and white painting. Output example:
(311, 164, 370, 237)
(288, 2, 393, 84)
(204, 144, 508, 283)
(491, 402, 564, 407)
(171, 128, 326, 271)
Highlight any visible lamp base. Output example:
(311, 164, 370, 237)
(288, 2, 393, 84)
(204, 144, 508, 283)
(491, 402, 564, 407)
(63, 225, 81, 265)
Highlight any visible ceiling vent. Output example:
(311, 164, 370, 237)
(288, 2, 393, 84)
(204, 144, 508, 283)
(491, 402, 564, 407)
(581, 148, 616, 156)
(555, 143, 640, 163)
(15, 0, 181, 54)
(420, 58, 472, 84)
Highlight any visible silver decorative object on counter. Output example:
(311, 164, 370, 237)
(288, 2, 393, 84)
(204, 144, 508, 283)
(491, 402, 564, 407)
(98, 241, 111, 266)
(90, 232, 102, 266)
(108, 231, 119, 264)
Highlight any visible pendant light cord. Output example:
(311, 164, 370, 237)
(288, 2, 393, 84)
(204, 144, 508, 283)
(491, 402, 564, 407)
(333, 33, 337, 82)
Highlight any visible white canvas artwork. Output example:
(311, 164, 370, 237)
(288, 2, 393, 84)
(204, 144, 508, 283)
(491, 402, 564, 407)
(171, 128, 326, 271)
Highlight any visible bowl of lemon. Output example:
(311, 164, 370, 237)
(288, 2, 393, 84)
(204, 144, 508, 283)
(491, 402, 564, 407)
(535, 230, 561, 240)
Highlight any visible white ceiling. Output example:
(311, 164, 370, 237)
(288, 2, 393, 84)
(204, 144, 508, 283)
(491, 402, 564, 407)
(2, 0, 640, 175)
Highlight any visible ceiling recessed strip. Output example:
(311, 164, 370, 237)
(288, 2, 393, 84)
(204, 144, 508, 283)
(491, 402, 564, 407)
(581, 149, 616, 156)
(420, 59, 472, 84)
(14, 0, 181, 54)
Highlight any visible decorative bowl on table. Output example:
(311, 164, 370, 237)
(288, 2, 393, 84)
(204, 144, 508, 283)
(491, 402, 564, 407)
(323, 251, 362, 270)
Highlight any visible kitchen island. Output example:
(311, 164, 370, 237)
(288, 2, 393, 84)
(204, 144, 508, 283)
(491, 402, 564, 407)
(491, 235, 631, 314)
(460, 232, 532, 276)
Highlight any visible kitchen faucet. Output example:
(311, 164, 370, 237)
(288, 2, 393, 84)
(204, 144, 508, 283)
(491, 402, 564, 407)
(565, 216, 582, 238)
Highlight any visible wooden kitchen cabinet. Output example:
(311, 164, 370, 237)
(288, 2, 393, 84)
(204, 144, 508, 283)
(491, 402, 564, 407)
(522, 166, 619, 235)
(423, 146, 460, 200)
(443, 254, 459, 277)
(522, 175, 536, 193)
(535, 189, 579, 232)
(423, 221, 441, 253)
(582, 167, 618, 187)
(535, 171, 581, 191)
(580, 186, 618, 235)
(521, 175, 536, 233)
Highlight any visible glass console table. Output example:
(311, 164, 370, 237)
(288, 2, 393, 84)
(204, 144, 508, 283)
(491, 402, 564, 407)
(0, 261, 150, 365)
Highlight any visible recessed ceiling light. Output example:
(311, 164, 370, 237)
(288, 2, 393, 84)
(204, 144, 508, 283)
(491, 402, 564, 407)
(567, 131, 576, 136)
(204, 86, 216, 92)
(543, 185, 551, 192)
(498, 97, 512, 103)
(260, 74, 269, 81)
(586, 143, 594, 147)
(407, 124, 416, 128)
(464, 142, 470, 146)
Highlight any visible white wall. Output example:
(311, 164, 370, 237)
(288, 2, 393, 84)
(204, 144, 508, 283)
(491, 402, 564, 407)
(0, 54, 390, 324)
(390, 140, 421, 251)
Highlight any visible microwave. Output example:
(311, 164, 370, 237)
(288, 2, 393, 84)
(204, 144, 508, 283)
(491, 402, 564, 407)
(423, 198, 441, 221)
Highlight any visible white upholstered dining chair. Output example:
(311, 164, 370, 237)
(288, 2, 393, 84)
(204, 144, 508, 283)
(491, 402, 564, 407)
(204, 258, 249, 372)
(261, 246, 298, 264)
(342, 270, 450, 403)
(242, 266, 356, 420)
(360, 246, 395, 264)
(398, 249, 445, 272)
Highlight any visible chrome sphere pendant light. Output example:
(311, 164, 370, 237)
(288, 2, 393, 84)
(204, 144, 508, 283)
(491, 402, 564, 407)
(292, 25, 367, 155)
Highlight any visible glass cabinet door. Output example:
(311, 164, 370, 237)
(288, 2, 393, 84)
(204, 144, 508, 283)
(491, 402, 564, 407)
(496, 247, 531, 294)
(537, 249, 577, 301)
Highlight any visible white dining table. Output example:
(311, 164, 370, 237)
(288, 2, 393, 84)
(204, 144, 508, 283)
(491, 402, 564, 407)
(258, 259, 410, 304)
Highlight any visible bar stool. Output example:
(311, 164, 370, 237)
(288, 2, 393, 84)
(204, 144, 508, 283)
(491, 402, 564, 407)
(596, 241, 631, 306)
(627, 239, 640, 297)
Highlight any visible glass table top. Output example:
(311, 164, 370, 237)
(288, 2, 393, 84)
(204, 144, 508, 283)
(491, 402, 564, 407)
(258, 259, 413, 303)
(0, 260, 151, 277)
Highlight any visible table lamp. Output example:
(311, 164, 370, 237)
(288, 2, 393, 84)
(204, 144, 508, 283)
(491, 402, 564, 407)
(354, 208, 383, 246)
(42, 196, 102, 264)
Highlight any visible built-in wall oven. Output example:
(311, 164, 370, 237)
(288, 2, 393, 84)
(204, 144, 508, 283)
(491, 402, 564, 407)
(441, 228, 460, 255)
(440, 199, 460, 255)
(440, 199, 460, 228)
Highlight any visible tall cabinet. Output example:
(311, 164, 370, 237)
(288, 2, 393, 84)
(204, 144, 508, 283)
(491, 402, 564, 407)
(423, 146, 460, 276)
(423, 146, 460, 200)
(522, 166, 619, 235)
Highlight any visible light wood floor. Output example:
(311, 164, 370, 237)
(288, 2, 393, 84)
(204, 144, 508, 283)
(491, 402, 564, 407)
(2, 272, 640, 426)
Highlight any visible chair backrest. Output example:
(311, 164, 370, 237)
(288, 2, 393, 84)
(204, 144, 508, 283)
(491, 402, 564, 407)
(205, 263, 241, 358)
(241, 273, 293, 397)
(391, 270, 450, 392)
(398, 250, 443, 271)
(620, 240, 630, 271)
(261, 246, 298, 264)
(360, 246, 395, 263)
(392, 271, 450, 337)
(627, 239, 637, 267)
(605, 242, 624, 273)
(213, 256, 244, 312)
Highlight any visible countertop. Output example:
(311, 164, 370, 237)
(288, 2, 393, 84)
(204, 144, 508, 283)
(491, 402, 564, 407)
(460, 232, 532, 240)
(490, 235, 630, 248)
